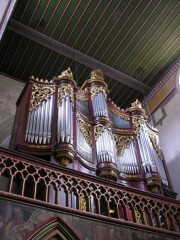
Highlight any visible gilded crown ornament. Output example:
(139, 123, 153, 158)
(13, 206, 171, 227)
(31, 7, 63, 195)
(90, 69, 104, 81)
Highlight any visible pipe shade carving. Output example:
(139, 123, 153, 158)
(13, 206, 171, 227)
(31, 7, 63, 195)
(10, 69, 173, 195)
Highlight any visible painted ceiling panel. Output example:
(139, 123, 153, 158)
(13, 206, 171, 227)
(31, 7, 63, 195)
(0, 0, 179, 109)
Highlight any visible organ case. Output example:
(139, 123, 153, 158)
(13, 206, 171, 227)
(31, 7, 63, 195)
(10, 68, 174, 197)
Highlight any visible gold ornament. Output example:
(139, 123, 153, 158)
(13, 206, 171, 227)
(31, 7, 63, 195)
(114, 135, 133, 155)
(90, 85, 107, 100)
(90, 69, 104, 81)
(29, 83, 55, 111)
(94, 123, 111, 140)
(132, 116, 144, 138)
(148, 129, 163, 160)
(135, 208, 142, 223)
(80, 194, 87, 211)
(58, 84, 74, 106)
(77, 115, 92, 146)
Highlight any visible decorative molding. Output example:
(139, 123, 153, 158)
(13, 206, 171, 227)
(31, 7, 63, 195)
(94, 123, 111, 140)
(77, 115, 92, 146)
(30, 83, 55, 111)
(109, 106, 129, 121)
(148, 129, 163, 160)
(7, 20, 151, 93)
(114, 134, 133, 155)
(149, 88, 178, 127)
(142, 58, 180, 107)
(90, 85, 107, 100)
(58, 84, 74, 106)
(131, 116, 145, 138)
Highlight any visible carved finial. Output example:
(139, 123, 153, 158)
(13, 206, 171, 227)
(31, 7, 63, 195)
(131, 99, 142, 109)
(55, 67, 74, 80)
(61, 67, 73, 77)
(90, 69, 104, 81)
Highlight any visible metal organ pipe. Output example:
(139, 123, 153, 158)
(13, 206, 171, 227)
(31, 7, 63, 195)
(118, 141, 139, 174)
(25, 95, 54, 144)
(57, 92, 73, 144)
(92, 92, 108, 117)
(39, 101, 45, 144)
(96, 128, 115, 164)
(137, 124, 168, 185)
(147, 131, 168, 186)
(76, 117, 92, 162)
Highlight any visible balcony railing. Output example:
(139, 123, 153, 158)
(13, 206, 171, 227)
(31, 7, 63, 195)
(0, 148, 179, 234)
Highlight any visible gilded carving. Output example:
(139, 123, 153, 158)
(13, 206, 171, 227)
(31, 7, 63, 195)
(58, 67, 73, 78)
(132, 116, 144, 138)
(148, 129, 163, 160)
(58, 84, 74, 106)
(90, 69, 104, 81)
(135, 208, 142, 223)
(109, 107, 130, 121)
(114, 135, 133, 155)
(77, 116, 92, 146)
(131, 99, 142, 109)
(76, 94, 89, 101)
(94, 123, 111, 140)
(53, 68, 76, 86)
(29, 83, 55, 111)
(80, 193, 87, 211)
(127, 99, 145, 114)
(90, 86, 107, 100)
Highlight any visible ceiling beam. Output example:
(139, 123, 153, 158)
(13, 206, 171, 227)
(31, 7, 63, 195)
(8, 20, 151, 93)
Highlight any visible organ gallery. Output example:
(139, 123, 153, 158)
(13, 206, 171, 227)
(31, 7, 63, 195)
(0, 68, 179, 239)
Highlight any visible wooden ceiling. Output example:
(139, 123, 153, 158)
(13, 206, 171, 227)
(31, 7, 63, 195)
(0, 0, 179, 108)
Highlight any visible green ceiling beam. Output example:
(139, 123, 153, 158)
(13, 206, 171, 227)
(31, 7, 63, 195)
(8, 20, 151, 93)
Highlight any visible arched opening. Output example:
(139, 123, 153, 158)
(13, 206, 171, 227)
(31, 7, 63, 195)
(28, 217, 80, 240)
(11, 172, 23, 195)
(100, 196, 109, 216)
(90, 194, 99, 214)
(109, 199, 118, 218)
(0, 169, 11, 192)
(70, 188, 78, 209)
(36, 179, 47, 201)
(118, 202, 126, 220)
(58, 186, 68, 207)
(24, 175, 35, 198)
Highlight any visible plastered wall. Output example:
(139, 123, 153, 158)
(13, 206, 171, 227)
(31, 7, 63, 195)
(0, 74, 24, 147)
(144, 68, 180, 200)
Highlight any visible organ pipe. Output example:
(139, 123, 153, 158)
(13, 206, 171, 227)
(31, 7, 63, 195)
(92, 92, 108, 117)
(76, 114, 92, 162)
(12, 69, 173, 196)
(57, 91, 73, 144)
(25, 95, 54, 145)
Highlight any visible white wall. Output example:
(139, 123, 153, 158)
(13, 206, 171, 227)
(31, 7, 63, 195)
(156, 90, 180, 200)
(0, 74, 24, 147)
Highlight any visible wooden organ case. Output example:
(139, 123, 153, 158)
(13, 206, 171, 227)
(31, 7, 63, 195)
(10, 68, 174, 197)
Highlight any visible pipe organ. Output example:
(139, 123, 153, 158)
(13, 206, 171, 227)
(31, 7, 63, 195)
(10, 68, 173, 196)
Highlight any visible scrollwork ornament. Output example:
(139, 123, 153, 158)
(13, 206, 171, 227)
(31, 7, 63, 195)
(29, 83, 55, 111)
(110, 107, 130, 120)
(114, 135, 133, 155)
(58, 84, 74, 106)
(80, 193, 87, 211)
(77, 116, 92, 146)
(76, 94, 89, 101)
(135, 208, 142, 223)
(90, 86, 107, 100)
(148, 129, 163, 160)
(132, 116, 144, 138)
(94, 123, 112, 140)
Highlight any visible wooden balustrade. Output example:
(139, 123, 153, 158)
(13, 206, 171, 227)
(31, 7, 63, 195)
(0, 149, 179, 234)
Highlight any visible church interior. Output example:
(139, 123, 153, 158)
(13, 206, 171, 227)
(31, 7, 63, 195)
(0, 1, 179, 239)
